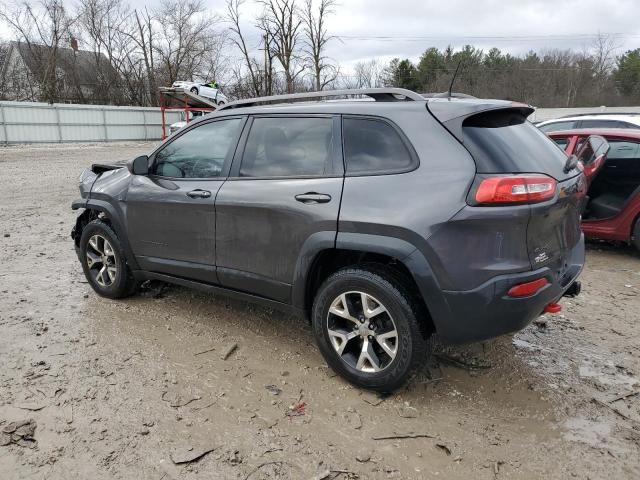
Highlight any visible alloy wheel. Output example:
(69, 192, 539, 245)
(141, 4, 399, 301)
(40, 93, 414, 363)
(85, 235, 117, 287)
(326, 291, 398, 373)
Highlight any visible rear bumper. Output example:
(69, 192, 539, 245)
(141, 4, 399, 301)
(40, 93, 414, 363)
(434, 235, 585, 344)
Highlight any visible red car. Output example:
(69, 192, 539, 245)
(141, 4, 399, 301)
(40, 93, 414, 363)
(549, 128, 640, 250)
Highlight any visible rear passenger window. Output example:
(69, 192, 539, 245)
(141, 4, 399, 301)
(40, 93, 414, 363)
(343, 118, 414, 174)
(240, 117, 333, 177)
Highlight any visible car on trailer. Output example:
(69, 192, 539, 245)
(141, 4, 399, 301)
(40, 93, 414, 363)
(171, 81, 228, 106)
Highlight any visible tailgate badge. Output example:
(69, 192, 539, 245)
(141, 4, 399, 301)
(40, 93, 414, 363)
(534, 251, 549, 264)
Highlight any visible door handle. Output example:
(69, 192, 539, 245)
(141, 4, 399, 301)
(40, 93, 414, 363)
(187, 189, 211, 199)
(295, 192, 332, 204)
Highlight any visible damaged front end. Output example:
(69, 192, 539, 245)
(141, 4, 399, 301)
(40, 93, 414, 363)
(71, 162, 127, 248)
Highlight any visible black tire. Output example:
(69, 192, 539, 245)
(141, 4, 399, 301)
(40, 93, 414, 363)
(79, 219, 137, 299)
(217, 101, 225, 107)
(190, 87, 199, 94)
(633, 216, 640, 251)
(312, 267, 432, 392)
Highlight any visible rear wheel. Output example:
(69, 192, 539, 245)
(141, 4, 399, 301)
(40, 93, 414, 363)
(79, 220, 137, 299)
(190, 87, 198, 95)
(312, 267, 431, 392)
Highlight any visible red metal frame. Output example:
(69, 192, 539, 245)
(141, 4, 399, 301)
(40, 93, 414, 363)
(159, 90, 216, 140)
(549, 128, 640, 243)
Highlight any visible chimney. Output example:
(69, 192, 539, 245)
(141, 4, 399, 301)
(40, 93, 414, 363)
(70, 37, 78, 52)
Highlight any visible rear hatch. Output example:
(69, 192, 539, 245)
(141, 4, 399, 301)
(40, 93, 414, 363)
(429, 101, 586, 277)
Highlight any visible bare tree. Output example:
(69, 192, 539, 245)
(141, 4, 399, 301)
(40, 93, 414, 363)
(226, 0, 262, 97)
(590, 32, 620, 98)
(0, 0, 76, 103)
(347, 59, 384, 88)
(260, 0, 304, 93)
(154, 0, 224, 86)
(78, 0, 134, 103)
(302, 0, 336, 91)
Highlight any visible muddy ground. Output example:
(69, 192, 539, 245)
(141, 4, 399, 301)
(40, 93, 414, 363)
(0, 142, 639, 480)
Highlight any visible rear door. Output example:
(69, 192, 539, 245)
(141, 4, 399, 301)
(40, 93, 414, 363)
(126, 117, 245, 283)
(215, 115, 343, 303)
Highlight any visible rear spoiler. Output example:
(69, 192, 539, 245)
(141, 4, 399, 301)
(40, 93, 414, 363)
(426, 99, 534, 143)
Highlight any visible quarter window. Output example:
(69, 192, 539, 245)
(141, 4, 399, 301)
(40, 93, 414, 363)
(343, 118, 413, 174)
(152, 118, 242, 178)
(240, 117, 334, 177)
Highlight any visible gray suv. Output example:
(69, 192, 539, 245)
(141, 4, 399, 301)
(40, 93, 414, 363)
(71, 88, 585, 391)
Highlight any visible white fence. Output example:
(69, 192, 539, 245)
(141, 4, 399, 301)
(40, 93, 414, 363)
(0, 101, 182, 144)
(1, 100, 640, 144)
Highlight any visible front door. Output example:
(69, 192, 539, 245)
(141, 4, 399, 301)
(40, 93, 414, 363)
(215, 115, 343, 303)
(126, 117, 245, 283)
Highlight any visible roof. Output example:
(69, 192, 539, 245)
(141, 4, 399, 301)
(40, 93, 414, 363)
(547, 128, 640, 139)
(10, 41, 117, 86)
(538, 114, 640, 125)
(212, 88, 519, 121)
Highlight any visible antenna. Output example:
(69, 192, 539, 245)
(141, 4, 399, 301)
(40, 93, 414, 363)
(447, 61, 463, 99)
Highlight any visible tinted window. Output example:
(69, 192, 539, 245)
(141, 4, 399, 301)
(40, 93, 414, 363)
(240, 117, 333, 177)
(538, 120, 577, 133)
(343, 118, 413, 174)
(607, 140, 640, 160)
(579, 119, 626, 129)
(463, 109, 570, 179)
(153, 119, 242, 178)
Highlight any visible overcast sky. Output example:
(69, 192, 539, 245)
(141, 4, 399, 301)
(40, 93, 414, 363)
(2, 0, 639, 71)
(213, 0, 640, 70)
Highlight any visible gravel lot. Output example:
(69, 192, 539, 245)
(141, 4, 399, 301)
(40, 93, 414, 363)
(1, 142, 639, 480)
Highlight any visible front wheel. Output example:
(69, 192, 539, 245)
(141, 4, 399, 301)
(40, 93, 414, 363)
(190, 87, 199, 95)
(312, 267, 431, 392)
(79, 220, 137, 299)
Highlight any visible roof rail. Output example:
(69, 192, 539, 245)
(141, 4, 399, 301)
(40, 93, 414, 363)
(218, 88, 424, 110)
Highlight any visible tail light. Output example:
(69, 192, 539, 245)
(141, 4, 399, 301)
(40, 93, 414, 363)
(470, 174, 557, 206)
(507, 277, 550, 298)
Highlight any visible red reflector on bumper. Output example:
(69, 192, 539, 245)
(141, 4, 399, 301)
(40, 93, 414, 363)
(507, 278, 550, 298)
(544, 303, 562, 314)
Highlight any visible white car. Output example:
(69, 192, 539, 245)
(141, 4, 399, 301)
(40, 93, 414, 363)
(169, 110, 209, 135)
(171, 81, 229, 106)
(537, 114, 640, 133)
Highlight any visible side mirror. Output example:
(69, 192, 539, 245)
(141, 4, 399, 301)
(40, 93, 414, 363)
(127, 155, 149, 175)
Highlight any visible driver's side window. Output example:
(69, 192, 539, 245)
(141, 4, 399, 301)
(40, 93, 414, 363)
(152, 118, 242, 178)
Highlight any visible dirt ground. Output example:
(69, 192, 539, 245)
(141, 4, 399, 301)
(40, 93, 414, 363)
(0, 142, 639, 480)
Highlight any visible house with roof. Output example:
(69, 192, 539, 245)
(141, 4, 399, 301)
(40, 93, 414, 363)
(0, 40, 121, 104)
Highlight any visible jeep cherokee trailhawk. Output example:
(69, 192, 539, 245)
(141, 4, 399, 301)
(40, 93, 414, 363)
(72, 88, 586, 391)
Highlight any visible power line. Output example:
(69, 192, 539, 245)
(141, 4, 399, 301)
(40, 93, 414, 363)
(335, 32, 640, 43)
